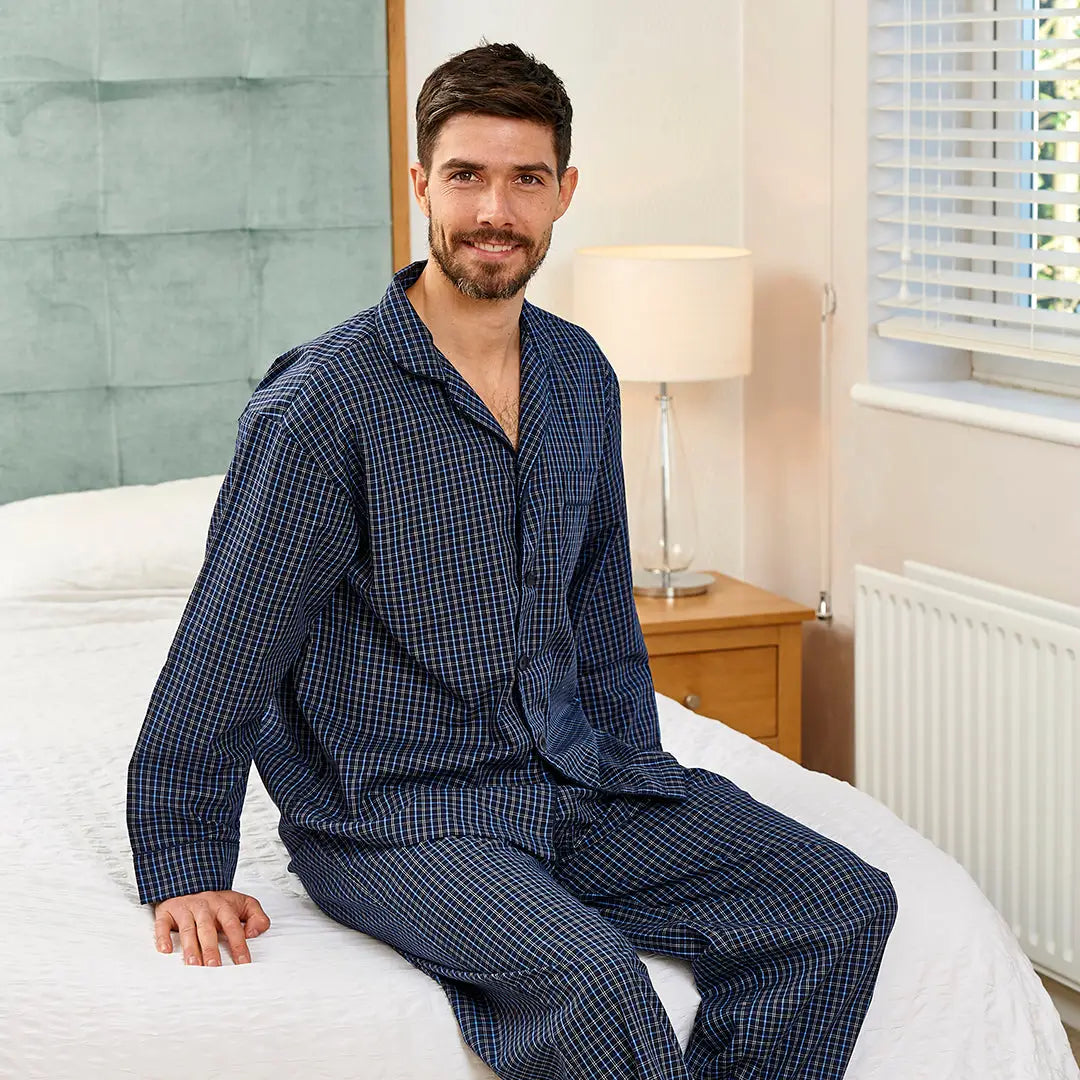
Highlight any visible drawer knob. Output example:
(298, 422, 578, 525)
(682, 692, 701, 710)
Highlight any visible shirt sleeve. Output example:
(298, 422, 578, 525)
(567, 367, 664, 753)
(126, 407, 359, 906)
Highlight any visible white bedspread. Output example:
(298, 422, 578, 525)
(1, 596, 1076, 1080)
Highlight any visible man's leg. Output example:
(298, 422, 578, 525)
(551, 767, 898, 1080)
(289, 833, 692, 1080)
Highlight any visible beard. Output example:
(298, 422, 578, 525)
(427, 217, 553, 301)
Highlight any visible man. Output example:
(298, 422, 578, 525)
(127, 41, 897, 1080)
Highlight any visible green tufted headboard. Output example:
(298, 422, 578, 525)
(0, 0, 406, 505)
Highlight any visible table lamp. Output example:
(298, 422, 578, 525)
(573, 244, 753, 598)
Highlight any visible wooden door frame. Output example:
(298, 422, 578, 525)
(386, 0, 411, 270)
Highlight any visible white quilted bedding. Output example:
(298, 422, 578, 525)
(1, 595, 1077, 1080)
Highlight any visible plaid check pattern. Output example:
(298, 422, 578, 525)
(289, 763, 897, 1080)
(127, 258, 688, 907)
(127, 258, 897, 1078)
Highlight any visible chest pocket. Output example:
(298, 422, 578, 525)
(554, 466, 595, 573)
(559, 466, 594, 507)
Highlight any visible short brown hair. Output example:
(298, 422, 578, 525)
(415, 41, 573, 181)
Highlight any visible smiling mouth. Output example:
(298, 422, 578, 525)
(464, 240, 520, 254)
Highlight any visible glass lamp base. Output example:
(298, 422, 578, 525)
(632, 568, 716, 598)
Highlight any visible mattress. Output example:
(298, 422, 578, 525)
(1, 595, 1077, 1080)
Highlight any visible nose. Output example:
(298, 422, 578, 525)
(476, 180, 514, 230)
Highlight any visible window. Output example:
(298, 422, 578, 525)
(869, 0, 1080, 400)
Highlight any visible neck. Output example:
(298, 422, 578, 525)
(405, 258, 524, 370)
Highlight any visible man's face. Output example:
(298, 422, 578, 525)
(411, 113, 578, 301)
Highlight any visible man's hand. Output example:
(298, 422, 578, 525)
(153, 890, 271, 966)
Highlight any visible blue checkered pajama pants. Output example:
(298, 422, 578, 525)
(288, 765, 898, 1080)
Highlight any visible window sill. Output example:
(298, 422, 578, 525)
(850, 380, 1080, 449)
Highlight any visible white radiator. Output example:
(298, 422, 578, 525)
(854, 561, 1080, 991)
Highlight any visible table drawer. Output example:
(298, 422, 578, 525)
(648, 645, 779, 739)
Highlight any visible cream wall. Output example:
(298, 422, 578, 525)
(743, 0, 842, 778)
(404, 1, 747, 578)
(746, 2, 1080, 782)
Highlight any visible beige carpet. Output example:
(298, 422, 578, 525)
(1068, 1024, 1080, 1068)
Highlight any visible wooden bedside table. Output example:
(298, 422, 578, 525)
(634, 572, 816, 764)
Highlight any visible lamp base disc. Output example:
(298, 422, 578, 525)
(632, 568, 715, 598)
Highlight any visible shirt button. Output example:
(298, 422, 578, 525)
(523, 570, 539, 587)
(517, 655, 532, 672)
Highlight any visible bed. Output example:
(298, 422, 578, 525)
(0, 477, 1077, 1080)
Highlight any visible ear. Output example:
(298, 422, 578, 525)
(553, 166, 579, 223)
(409, 161, 431, 218)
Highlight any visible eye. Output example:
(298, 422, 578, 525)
(449, 171, 477, 182)
(518, 174, 543, 185)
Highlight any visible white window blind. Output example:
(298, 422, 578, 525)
(870, 0, 1080, 370)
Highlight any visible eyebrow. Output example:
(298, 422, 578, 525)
(438, 158, 555, 180)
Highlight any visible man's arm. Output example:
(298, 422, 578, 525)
(567, 363, 663, 753)
(126, 406, 359, 906)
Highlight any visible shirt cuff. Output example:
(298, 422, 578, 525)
(133, 839, 240, 906)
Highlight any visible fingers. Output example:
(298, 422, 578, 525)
(153, 908, 176, 954)
(239, 894, 272, 939)
(217, 905, 252, 966)
(177, 910, 202, 967)
(155, 892, 270, 966)
(194, 905, 223, 967)
(172, 898, 217, 967)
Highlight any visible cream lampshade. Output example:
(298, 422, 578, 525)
(573, 244, 753, 597)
